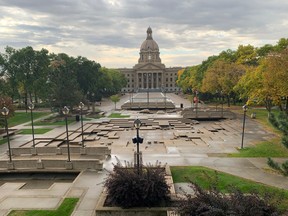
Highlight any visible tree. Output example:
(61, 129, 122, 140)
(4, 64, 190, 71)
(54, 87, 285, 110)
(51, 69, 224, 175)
(257, 44, 274, 58)
(201, 60, 245, 106)
(110, 94, 120, 110)
(74, 56, 102, 101)
(0, 46, 19, 101)
(274, 38, 288, 51)
(234, 65, 273, 111)
(0, 96, 15, 127)
(100, 67, 127, 96)
(49, 53, 83, 112)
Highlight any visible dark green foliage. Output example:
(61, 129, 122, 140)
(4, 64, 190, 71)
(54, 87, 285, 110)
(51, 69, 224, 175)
(267, 112, 288, 176)
(176, 180, 281, 216)
(104, 166, 170, 208)
(267, 157, 282, 171)
(282, 135, 288, 148)
(277, 112, 288, 135)
(267, 158, 288, 176)
(281, 161, 288, 175)
(269, 112, 279, 129)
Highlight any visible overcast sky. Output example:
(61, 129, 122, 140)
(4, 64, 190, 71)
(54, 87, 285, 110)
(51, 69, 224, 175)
(1, 0, 288, 68)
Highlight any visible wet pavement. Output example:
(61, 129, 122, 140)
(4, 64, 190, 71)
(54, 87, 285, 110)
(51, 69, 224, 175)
(0, 92, 286, 216)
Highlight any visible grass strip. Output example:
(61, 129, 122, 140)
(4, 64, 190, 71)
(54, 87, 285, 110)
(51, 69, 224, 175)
(33, 119, 74, 126)
(7, 112, 51, 127)
(170, 166, 288, 211)
(19, 128, 53, 134)
(8, 197, 79, 216)
(229, 138, 288, 157)
(0, 138, 8, 145)
(108, 113, 130, 118)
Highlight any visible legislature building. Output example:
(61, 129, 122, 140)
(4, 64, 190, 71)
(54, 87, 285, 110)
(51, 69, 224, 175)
(119, 27, 182, 93)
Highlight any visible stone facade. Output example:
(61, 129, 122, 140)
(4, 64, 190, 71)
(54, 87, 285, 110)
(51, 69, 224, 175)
(119, 27, 182, 93)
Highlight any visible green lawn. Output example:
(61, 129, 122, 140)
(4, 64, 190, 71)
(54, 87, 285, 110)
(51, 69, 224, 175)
(33, 119, 74, 126)
(19, 128, 53, 134)
(7, 112, 51, 127)
(0, 138, 8, 145)
(246, 108, 281, 134)
(108, 113, 130, 118)
(8, 198, 79, 216)
(229, 138, 288, 157)
(229, 108, 287, 157)
(170, 166, 288, 211)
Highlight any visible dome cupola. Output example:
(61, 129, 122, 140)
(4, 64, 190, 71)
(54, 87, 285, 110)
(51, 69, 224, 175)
(139, 27, 161, 63)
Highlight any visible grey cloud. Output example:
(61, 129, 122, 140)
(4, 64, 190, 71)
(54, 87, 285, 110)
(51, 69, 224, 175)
(1, 0, 288, 67)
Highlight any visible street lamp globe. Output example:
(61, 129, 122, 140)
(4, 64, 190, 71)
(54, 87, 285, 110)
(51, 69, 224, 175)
(242, 104, 248, 112)
(1, 107, 9, 116)
(79, 102, 84, 109)
(28, 102, 34, 110)
(134, 119, 141, 129)
(62, 106, 70, 115)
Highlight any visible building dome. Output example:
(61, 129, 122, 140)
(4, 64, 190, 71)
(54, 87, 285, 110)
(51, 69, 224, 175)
(140, 27, 159, 51)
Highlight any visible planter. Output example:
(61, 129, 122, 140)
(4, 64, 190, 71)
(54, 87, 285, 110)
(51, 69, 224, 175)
(95, 192, 168, 216)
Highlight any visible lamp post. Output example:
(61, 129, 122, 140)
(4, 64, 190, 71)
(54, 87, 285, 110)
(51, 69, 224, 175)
(1, 107, 12, 162)
(62, 106, 71, 162)
(221, 91, 224, 118)
(241, 104, 248, 149)
(194, 90, 198, 118)
(28, 102, 36, 148)
(79, 102, 85, 147)
(162, 84, 166, 111)
(132, 119, 143, 175)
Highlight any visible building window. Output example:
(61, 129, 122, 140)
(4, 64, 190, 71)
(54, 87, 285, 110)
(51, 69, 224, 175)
(128, 84, 130, 87)
(170, 78, 173, 82)
(166, 78, 168, 82)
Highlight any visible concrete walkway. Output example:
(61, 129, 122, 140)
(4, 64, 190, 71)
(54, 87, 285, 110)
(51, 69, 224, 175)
(0, 93, 287, 216)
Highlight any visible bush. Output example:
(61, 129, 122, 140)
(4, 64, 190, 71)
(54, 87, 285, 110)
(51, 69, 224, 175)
(281, 161, 288, 175)
(104, 165, 170, 208)
(282, 135, 288, 149)
(268, 157, 282, 171)
(277, 112, 288, 135)
(176, 181, 281, 216)
(267, 157, 288, 176)
(269, 112, 279, 129)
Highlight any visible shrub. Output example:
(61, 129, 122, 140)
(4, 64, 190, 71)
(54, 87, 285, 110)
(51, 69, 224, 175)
(267, 157, 288, 176)
(104, 165, 170, 208)
(269, 112, 279, 129)
(176, 181, 281, 216)
(281, 135, 288, 149)
(277, 112, 288, 135)
(268, 157, 282, 171)
(281, 161, 288, 175)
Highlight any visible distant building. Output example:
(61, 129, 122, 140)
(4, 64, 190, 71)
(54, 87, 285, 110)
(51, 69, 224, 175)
(118, 27, 182, 93)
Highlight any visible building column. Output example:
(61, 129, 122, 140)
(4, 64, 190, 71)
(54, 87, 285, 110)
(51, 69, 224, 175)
(152, 73, 154, 89)
(146, 73, 149, 89)
(156, 73, 159, 88)
(141, 73, 143, 89)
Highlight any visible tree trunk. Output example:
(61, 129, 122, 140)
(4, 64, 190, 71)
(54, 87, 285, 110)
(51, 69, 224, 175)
(24, 91, 28, 113)
(226, 95, 230, 107)
(286, 97, 288, 113)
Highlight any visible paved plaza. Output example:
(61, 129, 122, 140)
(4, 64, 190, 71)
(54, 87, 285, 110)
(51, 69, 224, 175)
(0, 93, 287, 216)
